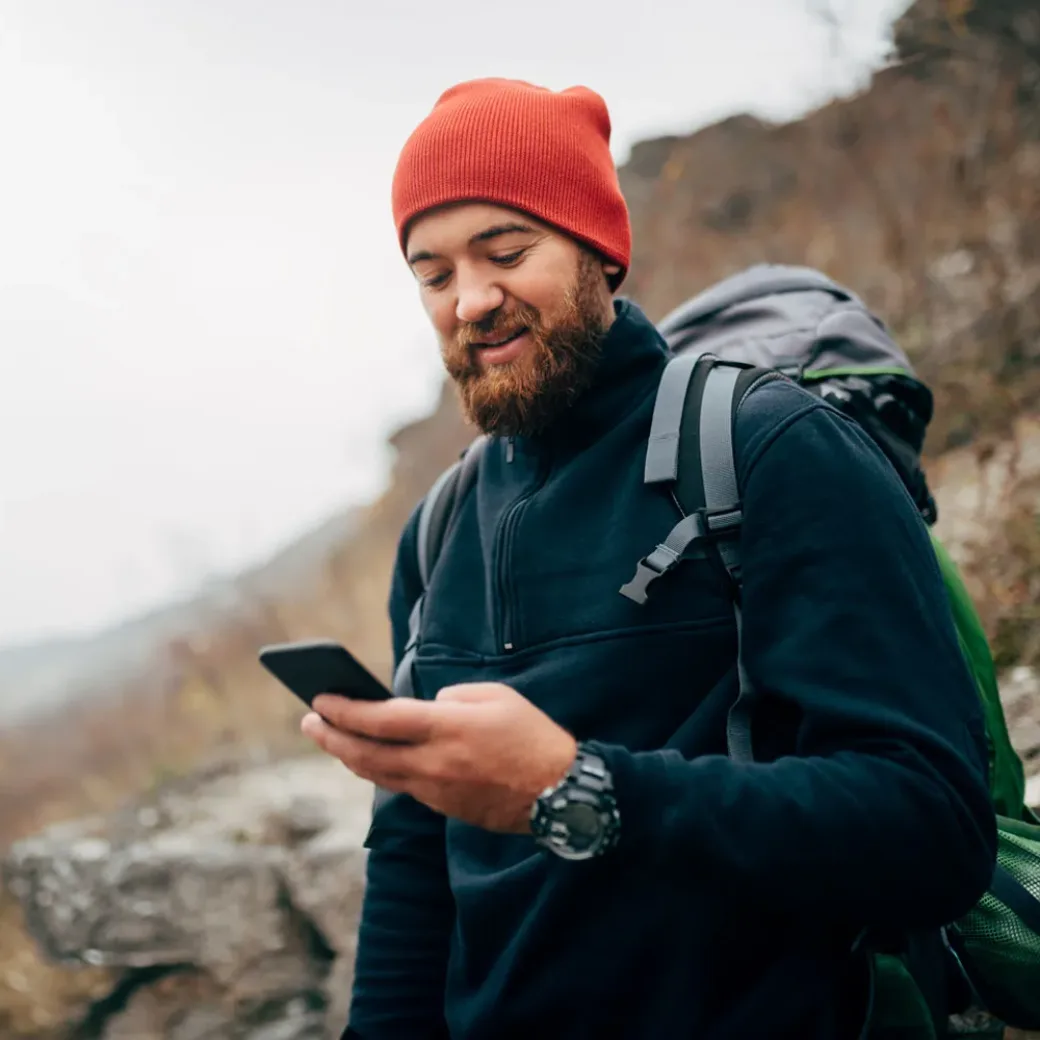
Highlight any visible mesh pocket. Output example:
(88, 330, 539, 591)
(955, 818, 1040, 1028)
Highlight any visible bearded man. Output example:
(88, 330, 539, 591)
(302, 79, 996, 1040)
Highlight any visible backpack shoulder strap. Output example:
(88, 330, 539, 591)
(392, 435, 487, 699)
(682, 360, 772, 763)
(622, 354, 779, 760)
(417, 435, 486, 586)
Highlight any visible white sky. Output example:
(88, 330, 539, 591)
(0, 0, 909, 645)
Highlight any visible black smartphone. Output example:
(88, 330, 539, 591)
(258, 639, 392, 708)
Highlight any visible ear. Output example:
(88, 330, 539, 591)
(601, 260, 623, 294)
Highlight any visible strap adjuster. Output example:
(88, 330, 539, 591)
(700, 505, 743, 535)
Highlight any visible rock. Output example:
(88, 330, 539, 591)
(99, 968, 327, 1040)
(0, 887, 116, 1040)
(9, 835, 291, 975)
(1028, 774, 1040, 812)
(283, 824, 368, 958)
(99, 969, 231, 1040)
(283, 824, 369, 1033)
(1000, 666, 1040, 807)
(1002, 666, 1040, 730)
(317, 956, 356, 1040)
(2, 754, 373, 1040)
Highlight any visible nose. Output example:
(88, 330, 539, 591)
(455, 270, 505, 325)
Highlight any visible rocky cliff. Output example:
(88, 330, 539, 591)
(4, 0, 1040, 1036)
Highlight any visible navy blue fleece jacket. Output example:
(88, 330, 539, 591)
(346, 300, 996, 1040)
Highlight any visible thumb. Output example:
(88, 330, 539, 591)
(435, 681, 518, 704)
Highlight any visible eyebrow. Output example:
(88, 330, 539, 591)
(407, 222, 537, 266)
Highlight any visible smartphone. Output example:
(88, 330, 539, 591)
(258, 639, 392, 708)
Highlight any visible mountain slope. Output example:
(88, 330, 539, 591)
(1, 0, 1038, 852)
(4, 4, 1040, 1034)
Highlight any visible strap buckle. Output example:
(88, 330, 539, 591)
(619, 543, 682, 605)
(619, 506, 743, 606)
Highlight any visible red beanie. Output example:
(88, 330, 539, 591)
(392, 78, 631, 287)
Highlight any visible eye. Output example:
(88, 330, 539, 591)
(421, 270, 451, 290)
(490, 250, 524, 267)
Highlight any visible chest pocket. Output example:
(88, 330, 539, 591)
(499, 442, 733, 653)
(419, 441, 733, 663)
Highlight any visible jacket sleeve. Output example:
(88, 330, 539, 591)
(595, 391, 997, 932)
(345, 506, 453, 1040)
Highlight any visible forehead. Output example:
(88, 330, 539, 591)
(405, 202, 552, 256)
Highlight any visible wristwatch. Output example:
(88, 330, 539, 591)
(530, 743, 620, 861)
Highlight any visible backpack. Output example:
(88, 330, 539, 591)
(397, 264, 1040, 1036)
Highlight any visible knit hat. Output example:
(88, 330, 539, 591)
(392, 78, 631, 287)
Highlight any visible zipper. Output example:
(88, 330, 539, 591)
(494, 448, 549, 652)
(496, 505, 520, 651)
(499, 494, 532, 651)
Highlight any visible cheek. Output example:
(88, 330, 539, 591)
(423, 291, 457, 343)
(507, 267, 570, 318)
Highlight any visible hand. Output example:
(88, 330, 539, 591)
(301, 683, 577, 834)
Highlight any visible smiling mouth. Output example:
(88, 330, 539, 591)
(475, 328, 528, 349)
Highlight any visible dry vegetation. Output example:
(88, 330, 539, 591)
(0, 380, 473, 853)
(3, 0, 1040, 1033)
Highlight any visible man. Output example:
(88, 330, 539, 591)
(302, 78, 997, 1039)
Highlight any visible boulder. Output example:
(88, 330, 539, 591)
(2, 755, 372, 1040)
(1001, 666, 1040, 807)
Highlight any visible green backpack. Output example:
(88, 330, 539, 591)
(403, 266, 1040, 1036)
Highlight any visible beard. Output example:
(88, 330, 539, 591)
(440, 251, 610, 438)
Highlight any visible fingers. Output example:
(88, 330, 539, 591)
(302, 713, 420, 783)
(311, 693, 437, 744)
(435, 681, 516, 703)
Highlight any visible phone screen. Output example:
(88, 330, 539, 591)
(258, 639, 392, 707)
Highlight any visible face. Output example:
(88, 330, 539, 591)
(406, 203, 621, 437)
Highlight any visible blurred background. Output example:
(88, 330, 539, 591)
(2, 0, 1040, 1036)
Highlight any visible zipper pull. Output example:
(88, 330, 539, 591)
(506, 437, 515, 463)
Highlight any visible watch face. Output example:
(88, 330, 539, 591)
(556, 802, 604, 852)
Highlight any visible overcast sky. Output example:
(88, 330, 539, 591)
(0, 0, 910, 645)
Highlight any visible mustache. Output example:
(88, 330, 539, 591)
(454, 304, 540, 350)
